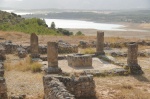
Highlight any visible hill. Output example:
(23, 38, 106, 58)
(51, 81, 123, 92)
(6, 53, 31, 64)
(0, 10, 72, 35)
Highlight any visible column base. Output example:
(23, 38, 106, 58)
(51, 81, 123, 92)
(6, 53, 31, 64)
(129, 64, 143, 75)
(45, 67, 62, 74)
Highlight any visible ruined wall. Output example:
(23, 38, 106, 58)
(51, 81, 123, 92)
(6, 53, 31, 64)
(43, 75, 96, 99)
(43, 75, 75, 99)
(0, 63, 8, 99)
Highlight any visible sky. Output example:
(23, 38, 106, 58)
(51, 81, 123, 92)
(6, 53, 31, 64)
(0, 0, 150, 10)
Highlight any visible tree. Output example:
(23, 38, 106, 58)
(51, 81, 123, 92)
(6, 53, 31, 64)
(75, 31, 84, 36)
(51, 22, 56, 29)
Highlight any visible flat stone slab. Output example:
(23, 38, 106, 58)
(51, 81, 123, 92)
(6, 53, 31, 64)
(42, 57, 122, 73)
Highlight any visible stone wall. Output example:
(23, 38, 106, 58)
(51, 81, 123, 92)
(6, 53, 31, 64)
(0, 45, 6, 61)
(43, 75, 75, 99)
(0, 63, 8, 99)
(2, 40, 18, 54)
(23, 45, 78, 54)
(43, 75, 96, 99)
(68, 54, 92, 67)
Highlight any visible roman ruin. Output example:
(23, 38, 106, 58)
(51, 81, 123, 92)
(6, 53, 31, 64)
(30, 33, 40, 58)
(67, 54, 92, 67)
(127, 42, 143, 74)
(45, 42, 62, 74)
(0, 31, 147, 99)
(96, 31, 105, 55)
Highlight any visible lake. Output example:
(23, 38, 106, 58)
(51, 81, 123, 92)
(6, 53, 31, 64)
(45, 19, 125, 31)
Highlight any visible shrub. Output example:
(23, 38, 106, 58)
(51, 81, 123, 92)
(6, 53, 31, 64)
(30, 62, 42, 73)
(75, 31, 84, 36)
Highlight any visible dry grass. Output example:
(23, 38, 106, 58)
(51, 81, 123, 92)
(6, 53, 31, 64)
(114, 85, 150, 99)
(79, 48, 96, 54)
(139, 23, 150, 29)
(4, 56, 42, 72)
(95, 76, 150, 99)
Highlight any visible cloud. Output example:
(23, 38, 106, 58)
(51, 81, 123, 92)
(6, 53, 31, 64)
(0, 0, 149, 10)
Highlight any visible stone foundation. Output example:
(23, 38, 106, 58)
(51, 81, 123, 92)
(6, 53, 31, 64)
(3, 40, 18, 54)
(0, 63, 8, 99)
(43, 75, 75, 99)
(43, 75, 96, 99)
(0, 45, 6, 61)
(67, 54, 92, 67)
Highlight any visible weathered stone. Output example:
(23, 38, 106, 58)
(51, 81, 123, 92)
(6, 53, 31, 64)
(58, 40, 78, 53)
(17, 47, 27, 58)
(43, 75, 75, 99)
(0, 45, 6, 61)
(43, 75, 96, 99)
(47, 42, 58, 67)
(39, 45, 47, 54)
(127, 42, 143, 74)
(46, 42, 62, 74)
(67, 54, 92, 67)
(79, 40, 96, 48)
(0, 69, 4, 77)
(0, 77, 8, 99)
(30, 33, 40, 58)
(96, 31, 105, 55)
(3, 40, 18, 54)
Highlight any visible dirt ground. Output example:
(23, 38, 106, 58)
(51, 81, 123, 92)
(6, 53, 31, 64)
(1, 29, 150, 99)
(4, 56, 150, 99)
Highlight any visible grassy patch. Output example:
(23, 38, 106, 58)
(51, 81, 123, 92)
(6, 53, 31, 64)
(4, 56, 42, 72)
(80, 48, 96, 54)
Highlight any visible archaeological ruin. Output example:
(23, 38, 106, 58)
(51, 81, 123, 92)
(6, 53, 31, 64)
(127, 42, 143, 74)
(96, 31, 105, 55)
(45, 42, 62, 74)
(0, 47, 8, 99)
(30, 33, 40, 58)
(67, 54, 92, 67)
(0, 31, 148, 99)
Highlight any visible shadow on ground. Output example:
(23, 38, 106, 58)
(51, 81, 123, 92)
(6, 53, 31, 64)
(132, 75, 150, 82)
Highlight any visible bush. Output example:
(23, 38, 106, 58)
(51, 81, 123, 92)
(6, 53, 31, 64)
(75, 31, 84, 36)
(58, 28, 73, 36)
(30, 62, 42, 73)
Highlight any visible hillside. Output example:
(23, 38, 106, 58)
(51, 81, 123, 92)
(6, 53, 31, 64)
(23, 10, 150, 23)
(0, 10, 72, 35)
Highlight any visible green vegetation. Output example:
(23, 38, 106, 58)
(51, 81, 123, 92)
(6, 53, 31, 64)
(0, 10, 73, 35)
(24, 10, 150, 23)
(57, 28, 73, 36)
(75, 31, 84, 36)
(50, 22, 56, 29)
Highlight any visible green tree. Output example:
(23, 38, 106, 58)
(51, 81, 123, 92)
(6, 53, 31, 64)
(51, 22, 56, 29)
(75, 31, 84, 36)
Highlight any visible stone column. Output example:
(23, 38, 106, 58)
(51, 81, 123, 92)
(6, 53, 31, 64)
(30, 33, 40, 58)
(96, 31, 105, 55)
(46, 42, 62, 74)
(127, 42, 143, 74)
(47, 42, 58, 67)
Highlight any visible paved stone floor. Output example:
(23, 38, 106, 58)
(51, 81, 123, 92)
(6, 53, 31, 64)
(42, 58, 122, 73)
